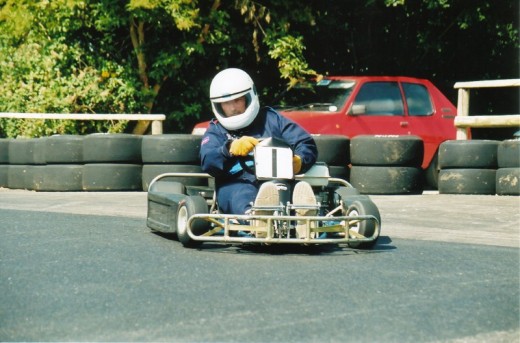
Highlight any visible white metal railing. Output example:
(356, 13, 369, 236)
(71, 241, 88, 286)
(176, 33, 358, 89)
(0, 113, 166, 135)
(453, 79, 520, 139)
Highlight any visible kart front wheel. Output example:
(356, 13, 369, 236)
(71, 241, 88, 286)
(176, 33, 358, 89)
(177, 195, 210, 247)
(346, 199, 381, 249)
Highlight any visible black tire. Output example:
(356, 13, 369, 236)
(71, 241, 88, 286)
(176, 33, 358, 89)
(438, 169, 496, 195)
(496, 168, 520, 196)
(7, 165, 29, 189)
(142, 164, 206, 191)
(148, 180, 187, 194)
(0, 165, 8, 187)
(33, 165, 83, 191)
(83, 134, 142, 163)
(498, 140, 520, 168)
(333, 186, 371, 208)
(141, 134, 202, 164)
(424, 151, 439, 190)
(346, 199, 381, 249)
(328, 165, 350, 181)
(312, 135, 350, 165)
(45, 135, 84, 163)
(0, 139, 10, 164)
(438, 140, 499, 169)
(8, 138, 46, 165)
(82, 164, 142, 191)
(350, 166, 423, 194)
(350, 135, 423, 167)
(176, 195, 210, 247)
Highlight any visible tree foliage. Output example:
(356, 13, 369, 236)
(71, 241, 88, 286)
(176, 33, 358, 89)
(0, 0, 517, 138)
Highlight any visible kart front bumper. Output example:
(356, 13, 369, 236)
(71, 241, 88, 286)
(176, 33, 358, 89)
(187, 213, 379, 245)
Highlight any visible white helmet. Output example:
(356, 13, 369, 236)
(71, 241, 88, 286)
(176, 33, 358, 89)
(209, 68, 260, 131)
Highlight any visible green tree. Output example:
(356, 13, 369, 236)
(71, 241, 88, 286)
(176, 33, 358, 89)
(0, 0, 146, 137)
(0, 0, 517, 138)
(0, 0, 318, 137)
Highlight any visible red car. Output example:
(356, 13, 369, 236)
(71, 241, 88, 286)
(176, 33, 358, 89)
(193, 76, 457, 182)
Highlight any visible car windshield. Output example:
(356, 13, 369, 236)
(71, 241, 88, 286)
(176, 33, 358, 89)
(273, 79, 356, 112)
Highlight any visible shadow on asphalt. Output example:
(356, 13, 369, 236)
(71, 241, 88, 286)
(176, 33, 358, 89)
(152, 232, 396, 256)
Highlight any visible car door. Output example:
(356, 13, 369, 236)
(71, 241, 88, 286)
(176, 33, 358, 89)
(343, 81, 410, 136)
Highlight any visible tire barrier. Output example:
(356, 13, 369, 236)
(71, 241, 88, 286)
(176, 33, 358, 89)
(45, 135, 84, 163)
(33, 165, 84, 192)
(350, 135, 424, 194)
(141, 134, 201, 164)
(83, 133, 142, 163)
(83, 164, 142, 191)
(438, 140, 499, 195)
(82, 134, 143, 191)
(142, 164, 206, 191)
(7, 138, 46, 190)
(496, 140, 520, 195)
(0, 139, 9, 187)
(312, 135, 350, 182)
(0, 135, 517, 196)
(141, 134, 205, 191)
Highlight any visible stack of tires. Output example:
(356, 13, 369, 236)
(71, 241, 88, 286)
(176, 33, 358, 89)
(34, 135, 84, 191)
(7, 138, 46, 190)
(82, 133, 143, 191)
(438, 140, 499, 195)
(141, 134, 206, 191)
(496, 139, 520, 196)
(350, 135, 424, 194)
(312, 135, 350, 180)
(0, 139, 10, 187)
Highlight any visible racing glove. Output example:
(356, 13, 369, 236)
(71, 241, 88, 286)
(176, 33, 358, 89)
(293, 155, 302, 174)
(229, 136, 259, 156)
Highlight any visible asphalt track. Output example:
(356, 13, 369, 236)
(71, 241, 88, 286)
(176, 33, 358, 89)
(0, 189, 519, 342)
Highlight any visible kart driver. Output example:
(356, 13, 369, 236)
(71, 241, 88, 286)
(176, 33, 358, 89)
(199, 68, 318, 225)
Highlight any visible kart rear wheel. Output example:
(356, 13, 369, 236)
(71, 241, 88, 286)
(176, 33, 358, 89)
(346, 199, 380, 249)
(177, 195, 210, 247)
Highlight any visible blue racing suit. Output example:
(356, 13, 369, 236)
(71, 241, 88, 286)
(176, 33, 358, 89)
(200, 107, 318, 214)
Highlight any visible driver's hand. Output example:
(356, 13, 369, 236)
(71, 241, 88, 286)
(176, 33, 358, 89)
(293, 155, 302, 174)
(229, 136, 259, 156)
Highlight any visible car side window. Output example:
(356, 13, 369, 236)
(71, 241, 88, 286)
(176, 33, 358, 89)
(352, 82, 404, 115)
(403, 82, 433, 116)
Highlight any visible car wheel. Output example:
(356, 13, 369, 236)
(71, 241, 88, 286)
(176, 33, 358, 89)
(438, 169, 496, 195)
(350, 135, 423, 167)
(346, 199, 380, 249)
(177, 195, 210, 247)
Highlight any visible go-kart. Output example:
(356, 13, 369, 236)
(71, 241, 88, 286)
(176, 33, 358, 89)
(146, 138, 381, 249)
